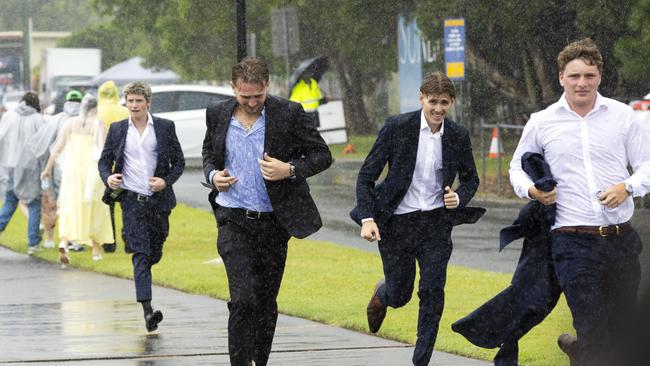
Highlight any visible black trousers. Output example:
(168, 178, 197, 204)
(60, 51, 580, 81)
(120, 192, 170, 302)
(215, 206, 290, 366)
(552, 229, 642, 366)
(376, 209, 453, 366)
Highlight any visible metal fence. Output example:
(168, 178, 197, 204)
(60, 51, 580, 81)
(479, 121, 524, 194)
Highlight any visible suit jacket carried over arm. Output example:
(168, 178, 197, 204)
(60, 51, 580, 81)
(98, 116, 185, 212)
(350, 111, 482, 227)
(201, 96, 332, 239)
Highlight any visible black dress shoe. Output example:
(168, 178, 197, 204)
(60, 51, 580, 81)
(145, 310, 163, 332)
(367, 279, 387, 333)
(558, 333, 578, 366)
(102, 243, 116, 253)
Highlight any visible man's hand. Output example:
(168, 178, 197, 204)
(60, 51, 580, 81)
(529, 185, 557, 206)
(107, 173, 123, 190)
(258, 153, 291, 181)
(598, 183, 629, 209)
(212, 169, 238, 192)
(149, 177, 167, 193)
(443, 186, 459, 209)
(361, 220, 381, 242)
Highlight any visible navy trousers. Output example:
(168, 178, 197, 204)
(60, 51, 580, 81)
(215, 205, 290, 366)
(377, 209, 453, 366)
(120, 192, 170, 302)
(552, 229, 642, 366)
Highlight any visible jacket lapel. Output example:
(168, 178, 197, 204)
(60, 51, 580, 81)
(403, 110, 421, 176)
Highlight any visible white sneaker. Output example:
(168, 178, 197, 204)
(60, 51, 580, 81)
(92, 255, 102, 261)
(27, 246, 39, 255)
(43, 240, 55, 249)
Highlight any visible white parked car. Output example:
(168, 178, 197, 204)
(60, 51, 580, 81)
(150, 84, 233, 159)
(149, 84, 348, 160)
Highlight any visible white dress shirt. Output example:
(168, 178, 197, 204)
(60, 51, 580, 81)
(510, 93, 650, 229)
(121, 113, 158, 196)
(394, 111, 450, 214)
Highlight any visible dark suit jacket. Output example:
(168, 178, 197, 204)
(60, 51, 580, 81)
(350, 110, 483, 227)
(98, 116, 185, 212)
(201, 95, 332, 239)
(452, 152, 561, 352)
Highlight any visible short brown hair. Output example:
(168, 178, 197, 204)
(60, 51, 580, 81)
(231, 57, 269, 86)
(557, 38, 603, 73)
(21, 91, 40, 112)
(420, 72, 456, 100)
(123, 81, 152, 103)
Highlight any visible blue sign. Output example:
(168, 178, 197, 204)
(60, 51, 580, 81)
(444, 18, 465, 80)
(398, 16, 423, 113)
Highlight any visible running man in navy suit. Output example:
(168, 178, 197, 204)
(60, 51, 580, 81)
(351, 72, 482, 366)
(98, 81, 185, 332)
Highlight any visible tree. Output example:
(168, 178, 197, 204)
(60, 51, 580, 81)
(0, 0, 101, 32)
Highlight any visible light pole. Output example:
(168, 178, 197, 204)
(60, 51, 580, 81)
(236, 0, 247, 62)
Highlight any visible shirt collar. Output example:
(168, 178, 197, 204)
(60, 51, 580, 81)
(420, 109, 444, 136)
(128, 113, 154, 127)
(554, 92, 608, 115)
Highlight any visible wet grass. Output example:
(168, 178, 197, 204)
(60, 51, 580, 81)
(0, 203, 572, 365)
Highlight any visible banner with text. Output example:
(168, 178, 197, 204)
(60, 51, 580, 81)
(444, 18, 465, 80)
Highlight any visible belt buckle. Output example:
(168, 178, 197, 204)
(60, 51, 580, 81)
(136, 194, 148, 203)
(598, 226, 607, 237)
(245, 209, 260, 220)
(615, 224, 620, 235)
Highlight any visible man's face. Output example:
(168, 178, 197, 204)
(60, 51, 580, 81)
(125, 93, 150, 120)
(232, 80, 268, 115)
(559, 58, 601, 111)
(419, 92, 453, 128)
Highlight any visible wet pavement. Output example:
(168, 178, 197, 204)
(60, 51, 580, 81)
(0, 247, 489, 365)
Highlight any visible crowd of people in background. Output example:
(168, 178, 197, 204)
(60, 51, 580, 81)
(0, 81, 128, 266)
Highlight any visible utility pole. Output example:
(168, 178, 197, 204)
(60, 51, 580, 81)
(22, 0, 31, 90)
(236, 0, 247, 62)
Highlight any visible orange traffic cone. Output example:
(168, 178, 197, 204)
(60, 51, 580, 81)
(487, 127, 504, 158)
(342, 143, 356, 154)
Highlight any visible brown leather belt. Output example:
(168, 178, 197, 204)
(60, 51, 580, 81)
(553, 221, 632, 237)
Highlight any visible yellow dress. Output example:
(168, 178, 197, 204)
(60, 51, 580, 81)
(57, 125, 113, 245)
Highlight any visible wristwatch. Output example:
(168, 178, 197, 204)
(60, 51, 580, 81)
(288, 162, 296, 179)
(625, 181, 634, 195)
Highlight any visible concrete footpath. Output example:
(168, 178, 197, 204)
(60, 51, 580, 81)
(0, 246, 490, 365)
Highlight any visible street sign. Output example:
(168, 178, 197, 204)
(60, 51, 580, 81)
(444, 18, 465, 80)
(271, 6, 300, 57)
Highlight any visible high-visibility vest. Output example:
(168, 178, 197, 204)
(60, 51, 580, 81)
(289, 78, 323, 112)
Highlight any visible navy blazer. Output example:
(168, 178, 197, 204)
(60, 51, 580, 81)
(350, 110, 483, 227)
(98, 116, 185, 212)
(201, 95, 332, 239)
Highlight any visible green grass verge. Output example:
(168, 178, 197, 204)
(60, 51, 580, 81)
(0, 203, 572, 365)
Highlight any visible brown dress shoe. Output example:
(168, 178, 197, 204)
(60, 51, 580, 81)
(558, 333, 578, 366)
(367, 280, 387, 333)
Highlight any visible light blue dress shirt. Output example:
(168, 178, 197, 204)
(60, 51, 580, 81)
(214, 109, 273, 212)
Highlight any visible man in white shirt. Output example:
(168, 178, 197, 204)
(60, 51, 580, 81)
(351, 72, 483, 366)
(510, 38, 650, 366)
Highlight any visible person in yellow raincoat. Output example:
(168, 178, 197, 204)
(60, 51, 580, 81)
(97, 80, 129, 253)
(289, 71, 327, 128)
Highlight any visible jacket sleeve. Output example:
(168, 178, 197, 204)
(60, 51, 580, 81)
(202, 106, 219, 184)
(355, 121, 394, 219)
(162, 121, 185, 186)
(454, 128, 479, 207)
(98, 123, 117, 185)
(287, 103, 332, 179)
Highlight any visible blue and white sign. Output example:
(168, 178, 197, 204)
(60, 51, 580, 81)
(398, 16, 423, 113)
(444, 18, 465, 80)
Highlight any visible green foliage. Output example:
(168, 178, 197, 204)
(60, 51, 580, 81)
(615, 0, 650, 97)
(0, 0, 101, 32)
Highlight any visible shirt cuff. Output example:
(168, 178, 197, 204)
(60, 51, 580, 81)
(361, 218, 374, 223)
(208, 169, 218, 186)
(522, 182, 536, 200)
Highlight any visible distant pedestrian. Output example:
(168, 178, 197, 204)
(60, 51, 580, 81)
(41, 94, 113, 265)
(36, 89, 82, 249)
(289, 70, 327, 128)
(202, 57, 332, 366)
(97, 80, 130, 254)
(350, 72, 483, 366)
(98, 81, 184, 332)
(509, 38, 650, 366)
(0, 91, 45, 254)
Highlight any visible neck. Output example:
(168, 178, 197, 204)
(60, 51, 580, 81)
(132, 114, 148, 126)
